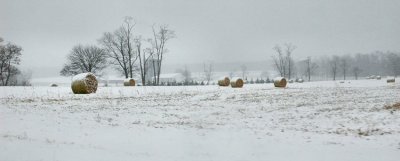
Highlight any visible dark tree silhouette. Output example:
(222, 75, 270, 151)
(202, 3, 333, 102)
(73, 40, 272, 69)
(60, 45, 108, 76)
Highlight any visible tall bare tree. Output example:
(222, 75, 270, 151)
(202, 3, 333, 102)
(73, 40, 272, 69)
(272, 45, 286, 77)
(135, 37, 155, 86)
(60, 45, 108, 76)
(330, 55, 340, 80)
(99, 17, 137, 78)
(0, 39, 22, 86)
(304, 56, 318, 82)
(352, 66, 362, 80)
(272, 43, 296, 79)
(340, 56, 350, 80)
(284, 43, 296, 79)
(203, 61, 214, 85)
(150, 25, 175, 85)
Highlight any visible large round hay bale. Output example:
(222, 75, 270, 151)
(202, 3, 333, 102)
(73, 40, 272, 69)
(274, 77, 287, 88)
(71, 72, 98, 94)
(387, 78, 395, 83)
(124, 78, 136, 86)
(218, 77, 230, 86)
(230, 78, 244, 88)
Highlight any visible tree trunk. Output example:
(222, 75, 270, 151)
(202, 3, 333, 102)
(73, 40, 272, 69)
(333, 71, 336, 80)
(5, 60, 11, 86)
(152, 59, 157, 86)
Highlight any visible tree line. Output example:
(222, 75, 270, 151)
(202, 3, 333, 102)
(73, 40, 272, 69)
(271, 43, 400, 81)
(171, 45, 400, 86)
(60, 17, 175, 86)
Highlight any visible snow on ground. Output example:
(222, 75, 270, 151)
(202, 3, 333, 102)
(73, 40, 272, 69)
(0, 79, 399, 161)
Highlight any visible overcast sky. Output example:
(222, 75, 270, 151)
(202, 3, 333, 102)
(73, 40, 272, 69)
(1, 0, 399, 77)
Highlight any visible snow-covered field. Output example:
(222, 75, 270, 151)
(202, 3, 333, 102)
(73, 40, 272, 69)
(1, 80, 399, 161)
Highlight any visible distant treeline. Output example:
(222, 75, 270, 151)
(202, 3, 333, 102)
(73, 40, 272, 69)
(305, 51, 400, 81)
(271, 43, 400, 81)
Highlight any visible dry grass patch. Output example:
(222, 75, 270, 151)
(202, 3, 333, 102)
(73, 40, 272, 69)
(384, 102, 400, 110)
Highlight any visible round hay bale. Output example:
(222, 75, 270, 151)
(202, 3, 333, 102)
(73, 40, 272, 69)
(218, 77, 230, 86)
(387, 78, 395, 83)
(274, 77, 287, 88)
(71, 72, 98, 94)
(297, 79, 304, 83)
(124, 78, 136, 86)
(50, 84, 58, 87)
(376, 76, 381, 80)
(230, 78, 244, 88)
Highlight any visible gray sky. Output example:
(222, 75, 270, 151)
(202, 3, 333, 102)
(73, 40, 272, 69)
(1, 0, 400, 77)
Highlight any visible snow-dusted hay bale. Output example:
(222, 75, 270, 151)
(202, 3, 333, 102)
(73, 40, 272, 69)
(218, 77, 230, 86)
(230, 78, 244, 88)
(71, 73, 98, 94)
(123, 78, 136, 86)
(387, 78, 395, 83)
(274, 77, 287, 88)
(376, 76, 381, 80)
(297, 79, 304, 83)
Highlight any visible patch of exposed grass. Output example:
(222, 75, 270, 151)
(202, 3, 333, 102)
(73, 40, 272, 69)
(384, 102, 400, 110)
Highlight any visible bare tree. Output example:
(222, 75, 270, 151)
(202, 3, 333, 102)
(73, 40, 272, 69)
(150, 25, 175, 85)
(386, 52, 400, 77)
(0, 39, 22, 86)
(99, 17, 137, 78)
(60, 45, 108, 76)
(284, 43, 296, 79)
(340, 56, 350, 80)
(240, 64, 248, 79)
(330, 55, 339, 80)
(272, 45, 286, 77)
(272, 43, 296, 79)
(304, 56, 318, 82)
(203, 61, 214, 85)
(135, 37, 155, 86)
(352, 66, 362, 80)
(179, 65, 191, 85)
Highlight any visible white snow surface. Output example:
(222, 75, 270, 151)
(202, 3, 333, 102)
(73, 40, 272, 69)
(1, 80, 400, 161)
